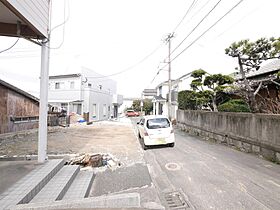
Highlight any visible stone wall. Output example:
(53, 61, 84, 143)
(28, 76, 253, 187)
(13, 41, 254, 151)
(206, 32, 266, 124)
(177, 110, 280, 163)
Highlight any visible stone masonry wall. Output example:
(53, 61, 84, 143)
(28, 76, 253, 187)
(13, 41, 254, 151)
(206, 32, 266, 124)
(177, 110, 280, 163)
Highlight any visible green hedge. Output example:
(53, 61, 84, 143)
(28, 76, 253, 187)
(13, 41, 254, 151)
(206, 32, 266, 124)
(218, 99, 251, 113)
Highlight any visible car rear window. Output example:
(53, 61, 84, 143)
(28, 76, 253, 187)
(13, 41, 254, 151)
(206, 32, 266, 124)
(146, 118, 170, 129)
(127, 110, 134, 113)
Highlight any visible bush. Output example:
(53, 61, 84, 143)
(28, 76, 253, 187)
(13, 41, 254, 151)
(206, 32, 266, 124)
(218, 99, 251, 112)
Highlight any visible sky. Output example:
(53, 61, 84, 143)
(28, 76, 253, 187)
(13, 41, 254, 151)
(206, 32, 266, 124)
(0, 0, 280, 98)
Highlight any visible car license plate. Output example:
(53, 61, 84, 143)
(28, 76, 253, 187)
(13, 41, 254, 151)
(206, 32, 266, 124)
(156, 138, 166, 144)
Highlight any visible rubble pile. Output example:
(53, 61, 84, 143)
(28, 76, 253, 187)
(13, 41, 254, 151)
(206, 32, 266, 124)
(66, 153, 121, 168)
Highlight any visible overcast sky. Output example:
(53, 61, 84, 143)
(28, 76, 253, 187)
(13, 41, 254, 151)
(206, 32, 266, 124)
(0, 0, 280, 98)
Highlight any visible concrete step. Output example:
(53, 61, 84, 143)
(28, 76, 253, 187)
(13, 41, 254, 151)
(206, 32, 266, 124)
(0, 159, 64, 210)
(30, 165, 80, 203)
(13, 193, 141, 209)
(63, 170, 95, 200)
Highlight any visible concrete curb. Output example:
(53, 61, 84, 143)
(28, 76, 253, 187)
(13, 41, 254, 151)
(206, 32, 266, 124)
(12, 193, 141, 209)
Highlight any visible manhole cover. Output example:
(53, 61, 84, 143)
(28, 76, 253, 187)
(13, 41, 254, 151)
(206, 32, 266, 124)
(164, 191, 190, 209)
(165, 163, 181, 171)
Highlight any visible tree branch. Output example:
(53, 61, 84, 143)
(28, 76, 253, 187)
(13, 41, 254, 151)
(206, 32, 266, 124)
(270, 80, 280, 87)
(254, 81, 263, 96)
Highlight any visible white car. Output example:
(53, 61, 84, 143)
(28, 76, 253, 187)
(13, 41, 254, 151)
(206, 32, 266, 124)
(137, 115, 175, 150)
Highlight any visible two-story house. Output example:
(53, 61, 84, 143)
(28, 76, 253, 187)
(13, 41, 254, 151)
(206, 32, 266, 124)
(151, 72, 193, 119)
(48, 67, 122, 122)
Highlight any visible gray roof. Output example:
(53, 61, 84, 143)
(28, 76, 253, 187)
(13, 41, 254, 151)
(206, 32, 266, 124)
(153, 95, 166, 101)
(236, 59, 280, 79)
(49, 74, 81, 79)
(0, 79, 39, 102)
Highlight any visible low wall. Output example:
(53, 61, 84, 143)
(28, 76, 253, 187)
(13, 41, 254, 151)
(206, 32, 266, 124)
(177, 110, 280, 163)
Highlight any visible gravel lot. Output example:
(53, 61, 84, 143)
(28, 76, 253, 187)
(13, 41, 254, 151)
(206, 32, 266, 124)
(0, 119, 144, 165)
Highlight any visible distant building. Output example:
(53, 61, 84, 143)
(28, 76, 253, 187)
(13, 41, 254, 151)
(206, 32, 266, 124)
(119, 97, 141, 114)
(152, 80, 177, 118)
(151, 72, 192, 119)
(48, 67, 123, 122)
(0, 79, 39, 134)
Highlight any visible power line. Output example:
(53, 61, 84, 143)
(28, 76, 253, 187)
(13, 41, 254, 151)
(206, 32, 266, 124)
(86, 43, 164, 79)
(48, 0, 69, 49)
(149, 0, 219, 85)
(187, 0, 213, 24)
(50, 0, 70, 33)
(172, 0, 198, 32)
(212, 5, 259, 40)
(171, 0, 223, 55)
(150, 0, 244, 85)
(169, 0, 245, 66)
(0, 38, 20, 54)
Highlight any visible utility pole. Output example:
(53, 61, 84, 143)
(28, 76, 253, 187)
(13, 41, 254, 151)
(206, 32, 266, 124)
(38, 36, 50, 163)
(165, 33, 174, 120)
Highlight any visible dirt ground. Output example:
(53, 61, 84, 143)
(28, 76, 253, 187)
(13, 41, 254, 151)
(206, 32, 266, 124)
(0, 120, 144, 165)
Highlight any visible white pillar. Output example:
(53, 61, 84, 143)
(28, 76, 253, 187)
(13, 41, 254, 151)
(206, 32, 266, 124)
(67, 102, 70, 115)
(155, 102, 159, 115)
(38, 38, 50, 163)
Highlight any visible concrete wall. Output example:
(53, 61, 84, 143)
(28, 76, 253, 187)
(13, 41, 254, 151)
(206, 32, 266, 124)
(177, 110, 280, 163)
(0, 84, 39, 134)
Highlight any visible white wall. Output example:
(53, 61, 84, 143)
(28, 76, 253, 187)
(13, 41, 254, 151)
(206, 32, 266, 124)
(48, 67, 118, 121)
(81, 67, 117, 95)
(48, 77, 82, 101)
(84, 87, 113, 121)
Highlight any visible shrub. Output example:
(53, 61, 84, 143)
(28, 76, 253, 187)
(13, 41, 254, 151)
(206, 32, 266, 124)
(218, 99, 251, 112)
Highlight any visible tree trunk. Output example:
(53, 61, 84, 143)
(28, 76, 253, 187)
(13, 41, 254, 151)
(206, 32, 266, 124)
(238, 55, 258, 112)
(212, 94, 218, 112)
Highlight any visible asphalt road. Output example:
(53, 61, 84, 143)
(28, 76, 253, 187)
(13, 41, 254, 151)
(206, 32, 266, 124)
(131, 117, 280, 210)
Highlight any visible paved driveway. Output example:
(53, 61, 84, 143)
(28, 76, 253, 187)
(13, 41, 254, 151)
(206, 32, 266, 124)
(130, 117, 280, 210)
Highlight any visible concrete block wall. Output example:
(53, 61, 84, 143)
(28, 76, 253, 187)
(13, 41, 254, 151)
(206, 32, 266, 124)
(177, 110, 280, 163)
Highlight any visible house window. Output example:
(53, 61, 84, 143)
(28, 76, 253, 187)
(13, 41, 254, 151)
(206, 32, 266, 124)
(10, 116, 39, 124)
(93, 104, 97, 117)
(88, 83, 92, 87)
(99, 85, 102, 90)
(55, 82, 60, 89)
(103, 104, 107, 116)
(70, 81, 75, 89)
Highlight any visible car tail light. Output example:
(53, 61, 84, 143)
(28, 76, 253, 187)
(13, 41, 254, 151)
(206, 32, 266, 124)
(171, 129, 174, 134)
(144, 131, 149, 136)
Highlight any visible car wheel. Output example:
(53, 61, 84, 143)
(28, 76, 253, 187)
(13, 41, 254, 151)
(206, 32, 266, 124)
(169, 143, 175, 147)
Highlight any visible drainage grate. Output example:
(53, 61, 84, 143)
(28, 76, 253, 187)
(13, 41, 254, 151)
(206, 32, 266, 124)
(164, 191, 190, 209)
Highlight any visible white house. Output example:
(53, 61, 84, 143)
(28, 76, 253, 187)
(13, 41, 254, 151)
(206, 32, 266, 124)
(152, 72, 193, 119)
(152, 81, 176, 118)
(48, 67, 123, 122)
(119, 97, 141, 114)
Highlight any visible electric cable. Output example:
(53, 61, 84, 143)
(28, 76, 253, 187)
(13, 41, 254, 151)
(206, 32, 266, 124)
(172, 0, 198, 32)
(85, 43, 164, 79)
(171, 0, 223, 55)
(150, 0, 245, 84)
(50, 0, 69, 32)
(0, 38, 20, 54)
(166, 0, 245, 69)
(48, 0, 68, 49)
